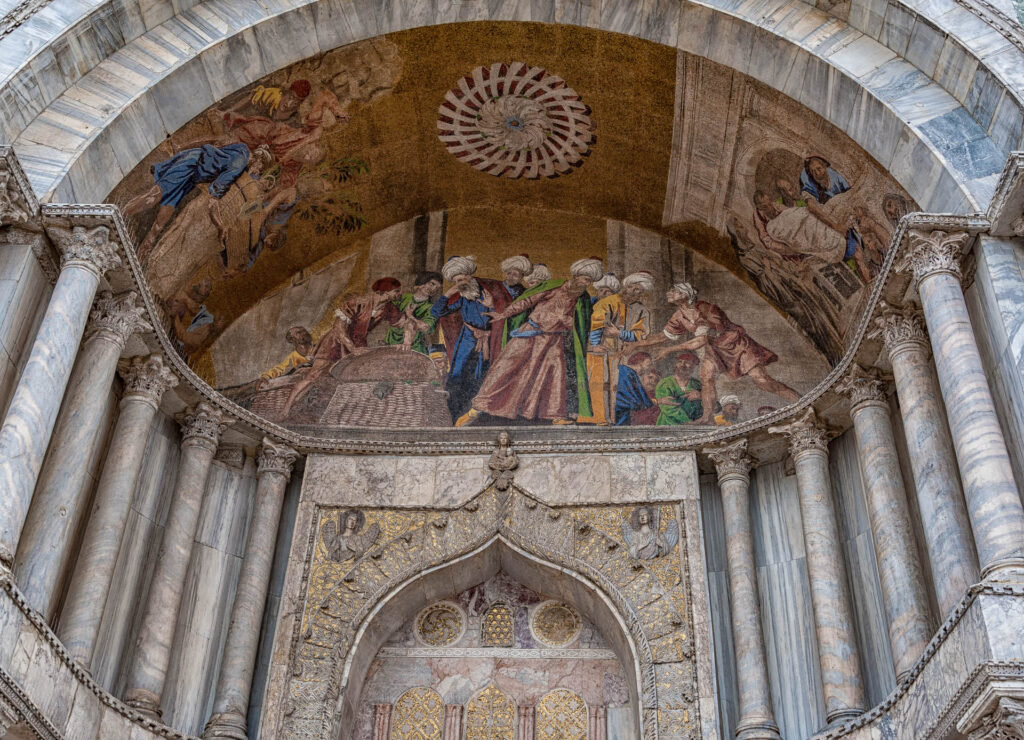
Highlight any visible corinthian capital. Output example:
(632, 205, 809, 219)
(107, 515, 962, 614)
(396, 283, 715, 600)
(257, 438, 299, 479)
(48, 224, 121, 277)
(119, 355, 178, 407)
(768, 408, 829, 456)
(835, 365, 887, 414)
(178, 402, 231, 450)
(86, 291, 152, 348)
(870, 301, 929, 357)
(895, 229, 970, 286)
(704, 439, 753, 483)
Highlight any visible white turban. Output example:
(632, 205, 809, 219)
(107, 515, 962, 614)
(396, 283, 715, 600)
(501, 254, 532, 275)
(524, 263, 551, 286)
(442, 255, 477, 281)
(570, 258, 604, 282)
(622, 271, 655, 292)
(719, 394, 741, 407)
(672, 281, 698, 303)
(593, 272, 621, 293)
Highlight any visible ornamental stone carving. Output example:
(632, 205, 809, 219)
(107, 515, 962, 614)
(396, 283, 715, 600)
(768, 408, 830, 456)
(0, 161, 32, 227)
(530, 601, 582, 647)
(177, 402, 231, 450)
(704, 438, 753, 484)
(967, 696, 1024, 740)
(257, 438, 299, 478)
(84, 291, 152, 348)
(487, 431, 518, 491)
(835, 365, 888, 414)
(48, 224, 121, 276)
(896, 229, 971, 286)
(871, 301, 930, 356)
(119, 354, 177, 407)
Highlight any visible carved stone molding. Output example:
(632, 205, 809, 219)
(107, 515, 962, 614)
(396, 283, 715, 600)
(964, 695, 1024, 739)
(767, 408, 829, 457)
(214, 444, 246, 469)
(835, 365, 888, 415)
(0, 666, 61, 740)
(178, 402, 231, 450)
(47, 224, 121, 278)
(896, 229, 971, 286)
(85, 290, 152, 349)
(703, 438, 752, 484)
(0, 150, 35, 228)
(257, 437, 299, 479)
(119, 354, 178, 408)
(870, 300, 930, 358)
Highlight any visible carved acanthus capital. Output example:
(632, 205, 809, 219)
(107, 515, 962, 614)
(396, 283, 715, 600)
(768, 408, 829, 457)
(835, 365, 888, 414)
(1012, 215, 1024, 239)
(258, 438, 299, 479)
(0, 155, 35, 228)
(85, 291, 152, 348)
(178, 402, 231, 450)
(704, 439, 753, 484)
(48, 224, 121, 277)
(119, 354, 177, 407)
(870, 300, 930, 357)
(896, 229, 970, 286)
(967, 696, 1024, 740)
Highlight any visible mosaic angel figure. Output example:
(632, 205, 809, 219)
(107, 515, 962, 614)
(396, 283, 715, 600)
(323, 509, 379, 563)
(622, 506, 678, 560)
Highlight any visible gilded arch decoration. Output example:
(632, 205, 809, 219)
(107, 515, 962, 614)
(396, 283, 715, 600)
(390, 687, 443, 740)
(465, 684, 516, 740)
(536, 688, 588, 740)
(481, 602, 514, 648)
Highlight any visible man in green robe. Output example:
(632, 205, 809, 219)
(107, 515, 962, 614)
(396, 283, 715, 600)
(656, 352, 705, 425)
(383, 272, 443, 354)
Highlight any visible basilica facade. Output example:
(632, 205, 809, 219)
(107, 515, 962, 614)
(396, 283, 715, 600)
(0, 0, 1023, 738)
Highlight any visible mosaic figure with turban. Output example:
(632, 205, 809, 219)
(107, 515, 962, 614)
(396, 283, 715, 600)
(456, 258, 602, 426)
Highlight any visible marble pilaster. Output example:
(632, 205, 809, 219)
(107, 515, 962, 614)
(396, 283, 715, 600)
(123, 403, 230, 720)
(57, 355, 177, 668)
(897, 230, 1024, 579)
(704, 439, 781, 740)
(372, 704, 391, 740)
(588, 705, 607, 740)
(769, 409, 866, 724)
(442, 704, 463, 740)
(872, 302, 980, 615)
(15, 291, 151, 619)
(516, 705, 534, 740)
(836, 367, 932, 682)
(0, 225, 120, 567)
(203, 439, 298, 740)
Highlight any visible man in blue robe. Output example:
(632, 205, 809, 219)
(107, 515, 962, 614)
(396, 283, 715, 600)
(800, 155, 869, 281)
(615, 352, 656, 426)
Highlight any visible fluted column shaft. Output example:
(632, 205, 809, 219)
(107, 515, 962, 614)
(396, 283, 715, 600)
(516, 706, 534, 740)
(838, 369, 932, 681)
(0, 226, 120, 566)
(705, 440, 780, 740)
(204, 440, 298, 740)
(770, 410, 865, 724)
(442, 704, 463, 740)
(124, 403, 230, 720)
(57, 355, 177, 667)
(874, 303, 979, 615)
(898, 230, 1024, 578)
(372, 704, 391, 740)
(15, 292, 151, 619)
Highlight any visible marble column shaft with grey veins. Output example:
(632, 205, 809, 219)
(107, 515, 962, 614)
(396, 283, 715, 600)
(442, 704, 463, 740)
(0, 225, 120, 567)
(204, 439, 298, 740)
(57, 355, 177, 667)
(704, 439, 781, 740)
(897, 230, 1024, 578)
(372, 704, 391, 740)
(516, 706, 534, 740)
(872, 302, 979, 616)
(124, 402, 230, 720)
(769, 409, 866, 723)
(836, 367, 932, 682)
(14, 292, 151, 619)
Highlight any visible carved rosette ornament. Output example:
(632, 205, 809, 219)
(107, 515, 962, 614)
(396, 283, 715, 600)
(85, 291, 152, 349)
(896, 229, 971, 286)
(258, 438, 299, 478)
(767, 408, 829, 458)
(49, 224, 121, 277)
(119, 354, 177, 408)
(871, 300, 930, 358)
(967, 696, 1024, 740)
(704, 438, 753, 485)
(835, 365, 888, 415)
(177, 402, 231, 451)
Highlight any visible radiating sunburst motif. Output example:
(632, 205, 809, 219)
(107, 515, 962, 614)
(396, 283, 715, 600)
(415, 601, 466, 646)
(437, 62, 594, 179)
(531, 601, 582, 647)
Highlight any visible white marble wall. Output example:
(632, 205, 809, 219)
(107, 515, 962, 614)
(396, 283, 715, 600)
(0, 242, 51, 419)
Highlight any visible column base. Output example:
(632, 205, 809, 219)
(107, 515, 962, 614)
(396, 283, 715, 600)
(735, 717, 782, 740)
(123, 689, 163, 721)
(826, 707, 864, 725)
(203, 711, 248, 740)
(980, 558, 1024, 582)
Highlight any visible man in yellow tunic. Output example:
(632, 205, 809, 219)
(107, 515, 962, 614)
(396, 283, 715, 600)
(578, 271, 654, 424)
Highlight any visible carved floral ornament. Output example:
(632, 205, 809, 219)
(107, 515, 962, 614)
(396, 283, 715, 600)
(256, 437, 298, 478)
(895, 229, 971, 286)
(835, 365, 888, 413)
(47, 224, 121, 276)
(86, 291, 152, 348)
(703, 438, 753, 483)
(966, 696, 1024, 740)
(177, 402, 231, 447)
(119, 354, 178, 404)
(870, 300, 930, 355)
(768, 407, 830, 455)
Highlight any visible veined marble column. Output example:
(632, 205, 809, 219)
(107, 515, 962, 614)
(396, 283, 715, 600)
(588, 705, 607, 740)
(896, 230, 1024, 579)
(372, 704, 391, 740)
(770, 409, 865, 724)
(203, 439, 298, 740)
(516, 705, 534, 740)
(872, 302, 979, 615)
(442, 704, 463, 740)
(0, 225, 120, 567)
(57, 355, 177, 667)
(15, 292, 151, 619)
(705, 439, 781, 740)
(836, 367, 932, 681)
(124, 403, 230, 720)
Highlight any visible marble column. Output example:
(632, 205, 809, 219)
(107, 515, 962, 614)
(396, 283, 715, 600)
(896, 230, 1024, 579)
(372, 704, 391, 740)
(704, 439, 781, 740)
(15, 292, 151, 619)
(769, 409, 866, 724)
(203, 439, 298, 740)
(516, 705, 534, 740)
(442, 704, 463, 739)
(872, 302, 979, 615)
(123, 402, 230, 720)
(588, 705, 607, 740)
(57, 355, 177, 667)
(0, 225, 120, 567)
(836, 367, 933, 681)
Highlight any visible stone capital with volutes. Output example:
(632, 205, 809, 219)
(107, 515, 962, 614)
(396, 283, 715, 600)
(870, 300, 930, 358)
(964, 695, 1024, 740)
(768, 408, 830, 458)
(258, 437, 299, 480)
(835, 365, 888, 415)
(704, 438, 753, 484)
(178, 402, 231, 451)
(119, 354, 178, 408)
(896, 229, 971, 287)
(47, 224, 121, 277)
(85, 291, 153, 349)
